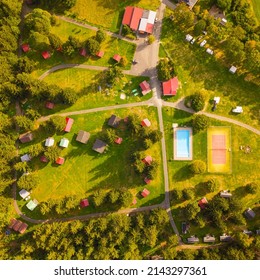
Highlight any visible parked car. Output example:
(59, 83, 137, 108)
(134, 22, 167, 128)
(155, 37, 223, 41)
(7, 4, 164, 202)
(200, 40, 207, 47)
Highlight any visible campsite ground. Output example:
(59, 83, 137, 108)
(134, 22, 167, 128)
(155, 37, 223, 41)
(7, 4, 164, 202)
(18, 106, 165, 219)
(160, 11, 260, 130)
(68, 0, 161, 32)
(162, 107, 260, 241)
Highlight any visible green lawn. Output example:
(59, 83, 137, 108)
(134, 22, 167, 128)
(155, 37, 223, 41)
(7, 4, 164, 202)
(25, 19, 136, 78)
(163, 107, 260, 241)
(18, 106, 164, 219)
(160, 12, 260, 130)
(68, 0, 161, 32)
(251, 0, 260, 21)
(36, 68, 152, 115)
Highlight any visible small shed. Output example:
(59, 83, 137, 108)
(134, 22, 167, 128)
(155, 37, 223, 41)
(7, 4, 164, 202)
(92, 139, 107, 154)
(26, 199, 38, 211)
(142, 155, 153, 165)
(8, 218, 18, 229)
(108, 114, 121, 128)
(76, 130, 90, 144)
(132, 198, 137, 205)
(198, 197, 208, 209)
(187, 236, 199, 244)
(141, 118, 151, 127)
(56, 157, 65, 165)
(96, 50, 104, 58)
(244, 208, 256, 219)
(80, 199, 89, 208)
(113, 54, 121, 62)
(139, 81, 151, 95)
(144, 177, 151, 185)
(59, 138, 69, 148)
(13, 220, 23, 232)
(21, 44, 30, 53)
(64, 117, 74, 132)
(20, 154, 31, 162)
(229, 66, 237, 74)
(220, 190, 232, 198)
(141, 188, 150, 197)
(40, 155, 48, 163)
(79, 48, 87, 57)
(42, 51, 51, 60)
(114, 137, 123, 144)
(19, 132, 33, 143)
(18, 223, 28, 234)
(45, 101, 54, 109)
(19, 189, 30, 200)
(203, 235, 215, 243)
(45, 137, 54, 147)
(220, 234, 232, 242)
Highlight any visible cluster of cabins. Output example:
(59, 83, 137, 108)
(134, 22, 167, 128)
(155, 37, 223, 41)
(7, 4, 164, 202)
(8, 219, 28, 234)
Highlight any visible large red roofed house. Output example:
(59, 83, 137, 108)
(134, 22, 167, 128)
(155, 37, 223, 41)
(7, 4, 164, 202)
(122, 6, 134, 25)
(141, 188, 150, 197)
(162, 77, 179, 96)
(198, 197, 208, 210)
(141, 118, 151, 127)
(42, 51, 51, 60)
(80, 199, 89, 208)
(21, 44, 30, 53)
(130, 7, 144, 31)
(139, 80, 151, 95)
(142, 155, 153, 165)
(64, 117, 74, 132)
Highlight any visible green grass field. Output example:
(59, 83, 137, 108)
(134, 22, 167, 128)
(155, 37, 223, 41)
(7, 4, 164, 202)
(18, 106, 164, 219)
(37, 68, 152, 115)
(163, 107, 260, 241)
(69, 0, 161, 31)
(251, 0, 260, 21)
(160, 12, 260, 130)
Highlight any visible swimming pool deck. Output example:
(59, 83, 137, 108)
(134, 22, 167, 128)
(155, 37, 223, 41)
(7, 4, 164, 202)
(173, 127, 193, 160)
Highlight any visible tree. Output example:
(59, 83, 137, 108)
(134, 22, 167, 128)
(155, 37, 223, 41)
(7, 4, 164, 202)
(127, 114, 141, 134)
(190, 160, 206, 174)
(28, 31, 50, 51)
(224, 37, 245, 64)
(190, 92, 206, 112)
(149, 130, 162, 143)
(172, 189, 183, 201)
(183, 188, 195, 200)
(106, 65, 124, 86)
(60, 88, 78, 104)
(206, 178, 219, 192)
(96, 30, 106, 43)
(29, 143, 44, 157)
(157, 59, 174, 81)
(101, 128, 117, 145)
(86, 38, 100, 56)
(93, 189, 107, 207)
(184, 202, 200, 221)
(13, 162, 29, 173)
(44, 146, 60, 162)
(142, 138, 153, 149)
(15, 57, 36, 74)
(120, 56, 128, 67)
(119, 188, 133, 207)
(172, 3, 195, 30)
(108, 190, 120, 204)
(246, 182, 258, 194)
(194, 20, 206, 36)
(148, 35, 156, 44)
(217, 0, 232, 11)
(17, 173, 39, 191)
(192, 115, 210, 133)
(48, 33, 62, 50)
(25, 109, 41, 121)
(144, 225, 158, 248)
(49, 116, 65, 132)
(0, 113, 11, 132)
(13, 115, 34, 131)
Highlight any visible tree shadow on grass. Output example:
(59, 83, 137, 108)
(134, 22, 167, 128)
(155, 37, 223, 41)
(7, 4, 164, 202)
(194, 181, 209, 197)
(172, 164, 193, 182)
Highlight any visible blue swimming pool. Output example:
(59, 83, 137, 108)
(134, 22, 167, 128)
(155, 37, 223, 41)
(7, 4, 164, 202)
(176, 130, 190, 158)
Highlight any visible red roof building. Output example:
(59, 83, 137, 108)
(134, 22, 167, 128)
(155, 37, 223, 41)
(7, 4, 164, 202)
(96, 50, 104, 58)
(21, 44, 30, 53)
(114, 137, 123, 144)
(141, 188, 150, 197)
(45, 101, 54, 109)
(130, 7, 144, 30)
(64, 117, 74, 132)
(8, 218, 18, 229)
(144, 177, 152, 184)
(141, 118, 151, 127)
(18, 223, 28, 234)
(122, 6, 134, 25)
(56, 157, 65, 165)
(162, 77, 179, 96)
(40, 155, 48, 163)
(198, 197, 208, 210)
(132, 198, 137, 205)
(42, 51, 51, 60)
(113, 54, 121, 62)
(80, 199, 89, 208)
(79, 48, 87, 57)
(146, 23, 154, 34)
(13, 220, 23, 232)
(139, 80, 151, 95)
(142, 155, 153, 165)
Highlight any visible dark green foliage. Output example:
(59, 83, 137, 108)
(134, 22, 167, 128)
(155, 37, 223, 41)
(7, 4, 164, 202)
(149, 130, 162, 143)
(13, 115, 34, 131)
(189, 160, 206, 174)
(44, 146, 61, 162)
(15, 57, 36, 74)
(28, 31, 50, 51)
(246, 182, 258, 194)
(25, 109, 41, 121)
(172, 189, 183, 200)
(119, 188, 133, 207)
(183, 201, 200, 221)
(224, 37, 245, 64)
(49, 116, 65, 132)
(96, 29, 106, 43)
(108, 189, 120, 204)
(13, 162, 29, 173)
(206, 178, 219, 192)
(190, 92, 206, 112)
(172, 3, 195, 30)
(92, 189, 107, 207)
(48, 33, 62, 49)
(194, 20, 206, 36)
(127, 114, 141, 134)
(106, 65, 124, 86)
(28, 143, 44, 157)
(183, 188, 195, 200)
(192, 115, 210, 133)
(60, 88, 78, 104)
(85, 38, 100, 56)
(101, 128, 117, 145)
(217, 0, 232, 11)
(17, 173, 39, 191)
(62, 36, 80, 56)
(157, 58, 175, 81)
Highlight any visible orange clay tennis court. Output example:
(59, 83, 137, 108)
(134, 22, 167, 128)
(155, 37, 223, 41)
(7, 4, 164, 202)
(207, 126, 232, 173)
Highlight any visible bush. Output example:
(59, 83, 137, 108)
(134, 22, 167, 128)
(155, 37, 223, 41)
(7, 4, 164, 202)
(120, 56, 128, 67)
(183, 188, 195, 200)
(192, 115, 210, 133)
(157, 59, 175, 81)
(148, 35, 156, 44)
(246, 182, 258, 194)
(191, 93, 206, 112)
(86, 38, 100, 56)
(172, 189, 183, 200)
(194, 20, 206, 36)
(60, 88, 78, 105)
(17, 173, 39, 191)
(190, 160, 206, 174)
(207, 178, 219, 192)
(44, 146, 61, 162)
(49, 116, 65, 132)
(96, 29, 106, 43)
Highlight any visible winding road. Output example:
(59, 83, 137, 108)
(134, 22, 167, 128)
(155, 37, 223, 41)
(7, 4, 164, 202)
(14, 0, 260, 248)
